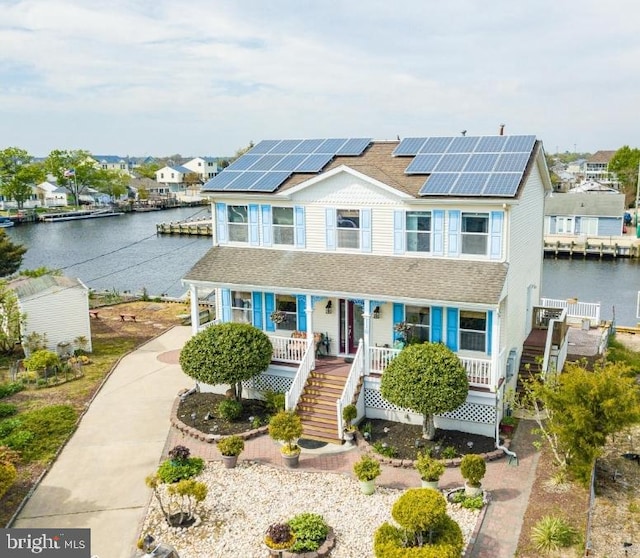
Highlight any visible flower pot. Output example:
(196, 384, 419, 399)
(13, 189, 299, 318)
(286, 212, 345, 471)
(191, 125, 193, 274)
(222, 455, 238, 469)
(421, 479, 439, 490)
(359, 479, 376, 495)
(343, 430, 355, 445)
(464, 482, 483, 497)
(281, 451, 300, 469)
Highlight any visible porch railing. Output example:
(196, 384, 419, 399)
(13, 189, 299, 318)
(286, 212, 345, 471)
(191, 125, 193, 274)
(337, 340, 364, 434)
(368, 346, 493, 388)
(270, 335, 308, 364)
(284, 341, 315, 412)
(542, 307, 568, 377)
(540, 297, 600, 326)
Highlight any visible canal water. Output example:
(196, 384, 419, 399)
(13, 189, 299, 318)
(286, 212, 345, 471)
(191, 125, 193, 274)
(6, 209, 640, 326)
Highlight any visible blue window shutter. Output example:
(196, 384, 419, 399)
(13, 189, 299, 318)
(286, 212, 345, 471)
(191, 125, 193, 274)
(252, 292, 263, 329)
(393, 303, 404, 339)
(393, 210, 404, 254)
(261, 205, 272, 247)
(326, 208, 336, 250)
(490, 211, 504, 260)
(361, 208, 372, 253)
(486, 310, 493, 355)
(448, 210, 461, 257)
(216, 203, 228, 244)
(433, 210, 444, 256)
(296, 295, 306, 331)
(431, 306, 443, 343)
(446, 307, 459, 352)
(249, 204, 259, 246)
(221, 289, 232, 322)
(294, 206, 306, 248)
(264, 293, 275, 332)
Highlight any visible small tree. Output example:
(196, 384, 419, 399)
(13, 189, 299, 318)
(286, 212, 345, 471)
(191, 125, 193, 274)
(179, 322, 272, 401)
(0, 232, 27, 278)
(380, 343, 469, 440)
(0, 282, 24, 354)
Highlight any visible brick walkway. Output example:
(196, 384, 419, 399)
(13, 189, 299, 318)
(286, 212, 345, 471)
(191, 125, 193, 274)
(164, 418, 540, 557)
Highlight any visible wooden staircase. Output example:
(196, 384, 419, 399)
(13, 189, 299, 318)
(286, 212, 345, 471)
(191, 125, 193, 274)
(516, 329, 546, 394)
(295, 358, 361, 444)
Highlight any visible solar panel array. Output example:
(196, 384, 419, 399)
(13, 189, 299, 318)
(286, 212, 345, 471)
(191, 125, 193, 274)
(393, 135, 535, 197)
(203, 138, 372, 193)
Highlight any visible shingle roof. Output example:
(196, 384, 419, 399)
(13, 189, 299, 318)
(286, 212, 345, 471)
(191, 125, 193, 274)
(544, 192, 625, 217)
(587, 151, 616, 164)
(183, 247, 508, 306)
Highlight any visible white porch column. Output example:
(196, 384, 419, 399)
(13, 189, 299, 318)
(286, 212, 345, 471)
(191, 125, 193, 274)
(363, 300, 371, 376)
(189, 284, 199, 335)
(306, 294, 315, 369)
(491, 306, 501, 390)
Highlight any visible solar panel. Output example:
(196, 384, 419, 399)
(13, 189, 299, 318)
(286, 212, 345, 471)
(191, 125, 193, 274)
(504, 135, 536, 153)
(315, 138, 348, 153)
(464, 153, 499, 172)
(272, 153, 308, 172)
(449, 173, 489, 195)
(224, 171, 266, 190)
(419, 173, 458, 195)
(202, 171, 240, 191)
(393, 137, 427, 156)
(292, 139, 324, 153)
(447, 136, 480, 153)
(249, 172, 292, 192)
(419, 137, 454, 154)
(434, 153, 471, 172)
(482, 173, 522, 196)
(270, 139, 303, 154)
(250, 140, 281, 154)
(475, 136, 508, 152)
(494, 152, 530, 172)
(405, 154, 442, 174)
(248, 154, 286, 171)
(224, 154, 263, 171)
(336, 138, 371, 156)
(295, 152, 334, 172)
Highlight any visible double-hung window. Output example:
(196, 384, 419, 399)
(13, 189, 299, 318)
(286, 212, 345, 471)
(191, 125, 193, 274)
(275, 294, 297, 330)
(228, 205, 248, 242)
(459, 310, 486, 352)
(406, 211, 431, 252)
(405, 305, 430, 342)
(231, 291, 252, 323)
(337, 209, 360, 249)
(461, 213, 489, 255)
(272, 207, 294, 245)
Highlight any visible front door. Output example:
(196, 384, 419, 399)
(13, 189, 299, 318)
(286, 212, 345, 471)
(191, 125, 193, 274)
(340, 300, 364, 354)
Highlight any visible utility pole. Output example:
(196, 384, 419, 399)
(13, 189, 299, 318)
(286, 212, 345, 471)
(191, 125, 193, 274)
(635, 163, 640, 231)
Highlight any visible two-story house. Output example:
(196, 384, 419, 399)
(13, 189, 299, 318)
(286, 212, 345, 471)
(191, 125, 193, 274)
(182, 157, 220, 183)
(181, 135, 553, 442)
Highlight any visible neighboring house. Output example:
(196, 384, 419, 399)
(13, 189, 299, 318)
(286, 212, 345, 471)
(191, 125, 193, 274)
(583, 150, 619, 189)
(545, 188, 625, 236)
(182, 134, 553, 440)
(182, 157, 220, 183)
(155, 165, 191, 192)
(91, 155, 134, 175)
(0, 186, 39, 210)
(8, 275, 92, 356)
(128, 177, 170, 199)
(35, 181, 68, 207)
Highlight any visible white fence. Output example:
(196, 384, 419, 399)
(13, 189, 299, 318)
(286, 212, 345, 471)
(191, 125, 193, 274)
(540, 297, 600, 326)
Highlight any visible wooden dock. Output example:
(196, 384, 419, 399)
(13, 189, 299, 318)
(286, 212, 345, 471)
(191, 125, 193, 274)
(544, 235, 640, 259)
(156, 220, 212, 236)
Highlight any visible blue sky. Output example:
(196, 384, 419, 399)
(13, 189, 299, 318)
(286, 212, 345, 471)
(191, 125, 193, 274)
(1, 0, 639, 158)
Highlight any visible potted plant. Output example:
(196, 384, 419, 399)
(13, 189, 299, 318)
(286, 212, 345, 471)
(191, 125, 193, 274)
(415, 451, 445, 489)
(270, 310, 286, 325)
(264, 522, 295, 555)
(353, 454, 381, 495)
(216, 435, 244, 469)
(268, 410, 303, 468)
(499, 415, 517, 436)
(460, 454, 486, 497)
(342, 404, 358, 444)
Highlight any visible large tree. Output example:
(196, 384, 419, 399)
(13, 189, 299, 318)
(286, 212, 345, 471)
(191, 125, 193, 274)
(44, 149, 104, 208)
(0, 231, 27, 277)
(179, 322, 273, 401)
(380, 343, 469, 440)
(608, 145, 640, 198)
(0, 147, 46, 209)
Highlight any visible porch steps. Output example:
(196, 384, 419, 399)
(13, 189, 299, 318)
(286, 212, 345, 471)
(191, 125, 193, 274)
(295, 362, 359, 445)
(516, 330, 546, 395)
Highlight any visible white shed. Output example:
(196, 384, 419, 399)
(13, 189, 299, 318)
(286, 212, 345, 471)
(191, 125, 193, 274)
(9, 275, 92, 356)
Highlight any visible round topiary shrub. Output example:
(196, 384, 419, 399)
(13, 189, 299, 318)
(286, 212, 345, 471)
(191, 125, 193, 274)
(460, 454, 486, 487)
(391, 488, 447, 535)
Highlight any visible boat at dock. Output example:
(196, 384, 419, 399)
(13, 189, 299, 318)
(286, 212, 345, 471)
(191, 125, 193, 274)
(0, 217, 15, 228)
(39, 209, 124, 222)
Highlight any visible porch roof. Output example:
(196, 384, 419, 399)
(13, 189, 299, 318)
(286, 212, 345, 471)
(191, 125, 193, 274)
(183, 246, 508, 305)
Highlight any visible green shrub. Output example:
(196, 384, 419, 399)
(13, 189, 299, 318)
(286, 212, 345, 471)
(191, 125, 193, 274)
(0, 418, 21, 438)
(415, 452, 445, 482)
(216, 435, 244, 457)
(441, 446, 457, 459)
(0, 460, 17, 500)
(0, 382, 24, 399)
(450, 491, 485, 510)
(353, 454, 381, 481)
(217, 399, 243, 422)
(262, 389, 285, 414)
(530, 515, 577, 553)
(17, 405, 77, 463)
(392, 488, 447, 535)
(3, 429, 34, 450)
(372, 441, 398, 458)
(0, 403, 17, 418)
(460, 454, 486, 487)
(157, 457, 204, 483)
(288, 513, 329, 553)
(23, 350, 60, 373)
